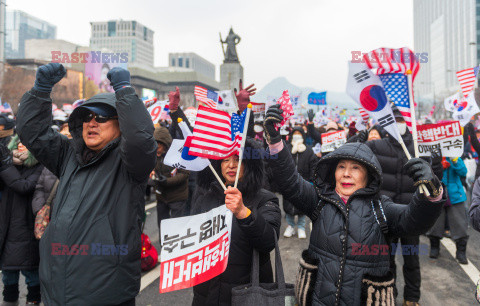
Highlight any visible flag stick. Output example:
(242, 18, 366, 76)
(405, 70, 430, 196)
(209, 164, 227, 191)
(234, 104, 252, 188)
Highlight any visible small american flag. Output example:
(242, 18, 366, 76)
(379, 73, 412, 128)
(359, 107, 369, 124)
(188, 106, 247, 159)
(275, 90, 294, 128)
(363, 47, 420, 82)
(456, 66, 479, 97)
(194, 86, 218, 109)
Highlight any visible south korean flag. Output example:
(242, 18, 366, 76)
(346, 61, 402, 142)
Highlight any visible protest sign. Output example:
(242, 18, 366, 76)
(417, 121, 464, 157)
(321, 130, 347, 152)
(250, 102, 266, 122)
(160, 206, 233, 293)
(147, 99, 168, 124)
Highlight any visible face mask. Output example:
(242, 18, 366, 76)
(292, 134, 303, 143)
(254, 125, 264, 133)
(397, 122, 407, 135)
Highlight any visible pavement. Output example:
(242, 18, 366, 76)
(2, 198, 480, 305)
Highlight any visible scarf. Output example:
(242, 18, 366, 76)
(12, 149, 29, 166)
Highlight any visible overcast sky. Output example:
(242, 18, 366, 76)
(7, 0, 414, 92)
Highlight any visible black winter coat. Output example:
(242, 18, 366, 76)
(0, 162, 43, 270)
(191, 139, 281, 306)
(365, 132, 443, 205)
(267, 142, 444, 305)
(17, 88, 157, 306)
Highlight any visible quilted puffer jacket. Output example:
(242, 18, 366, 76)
(267, 142, 445, 305)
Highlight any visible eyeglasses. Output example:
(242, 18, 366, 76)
(82, 112, 118, 124)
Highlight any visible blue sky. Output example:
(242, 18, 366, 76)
(7, 0, 414, 92)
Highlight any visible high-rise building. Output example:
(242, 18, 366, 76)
(5, 10, 56, 59)
(413, 0, 476, 100)
(168, 52, 215, 79)
(90, 20, 154, 67)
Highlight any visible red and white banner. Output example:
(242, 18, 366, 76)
(159, 206, 233, 293)
(147, 99, 169, 124)
(321, 130, 347, 153)
(417, 121, 464, 157)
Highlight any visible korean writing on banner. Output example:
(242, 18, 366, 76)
(417, 121, 464, 157)
(160, 205, 233, 293)
(321, 130, 347, 153)
(250, 102, 266, 122)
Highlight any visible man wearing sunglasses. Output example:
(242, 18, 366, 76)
(16, 63, 157, 306)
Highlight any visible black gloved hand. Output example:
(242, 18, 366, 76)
(0, 143, 12, 169)
(404, 158, 442, 197)
(156, 175, 168, 186)
(307, 109, 315, 122)
(107, 67, 131, 92)
(263, 104, 284, 144)
(358, 130, 368, 142)
(465, 122, 475, 136)
(34, 63, 66, 93)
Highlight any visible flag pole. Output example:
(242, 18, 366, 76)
(234, 104, 252, 188)
(209, 164, 227, 191)
(406, 70, 430, 196)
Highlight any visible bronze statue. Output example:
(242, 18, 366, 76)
(220, 27, 241, 63)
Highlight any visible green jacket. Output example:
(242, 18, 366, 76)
(17, 87, 157, 305)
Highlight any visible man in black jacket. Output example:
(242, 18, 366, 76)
(359, 108, 443, 306)
(16, 63, 157, 306)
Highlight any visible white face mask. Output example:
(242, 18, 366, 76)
(292, 134, 304, 143)
(397, 122, 407, 135)
(254, 125, 264, 133)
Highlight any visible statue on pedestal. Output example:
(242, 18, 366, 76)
(220, 28, 241, 63)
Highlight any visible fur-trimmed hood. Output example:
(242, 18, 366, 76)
(196, 138, 265, 199)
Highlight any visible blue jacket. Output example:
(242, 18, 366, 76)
(443, 157, 468, 204)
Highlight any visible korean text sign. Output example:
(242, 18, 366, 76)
(417, 121, 464, 157)
(321, 130, 347, 152)
(160, 206, 233, 293)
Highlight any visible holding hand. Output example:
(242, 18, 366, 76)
(234, 79, 256, 112)
(404, 158, 442, 197)
(168, 87, 180, 111)
(107, 67, 131, 92)
(225, 187, 250, 219)
(34, 63, 66, 93)
(263, 104, 284, 144)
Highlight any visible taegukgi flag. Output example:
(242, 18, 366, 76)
(346, 61, 401, 142)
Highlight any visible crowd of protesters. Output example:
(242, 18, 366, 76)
(0, 63, 480, 305)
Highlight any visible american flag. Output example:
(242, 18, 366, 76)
(456, 66, 479, 97)
(379, 73, 412, 128)
(188, 106, 247, 159)
(359, 107, 369, 124)
(194, 86, 218, 109)
(363, 47, 420, 82)
(275, 90, 294, 128)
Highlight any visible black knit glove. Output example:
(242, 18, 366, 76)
(465, 122, 475, 137)
(0, 143, 12, 170)
(307, 109, 315, 122)
(263, 104, 283, 144)
(107, 67, 131, 92)
(34, 63, 66, 93)
(404, 158, 442, 197)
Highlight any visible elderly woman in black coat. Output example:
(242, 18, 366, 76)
(190, 138, 281, 306)
(263, 105, 445, 306)
(0, 135, 43, 305)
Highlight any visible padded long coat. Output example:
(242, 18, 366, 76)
(267, 142, 444, 305)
